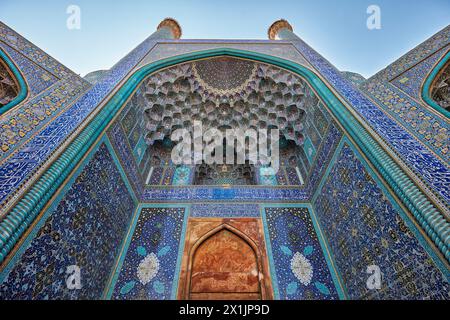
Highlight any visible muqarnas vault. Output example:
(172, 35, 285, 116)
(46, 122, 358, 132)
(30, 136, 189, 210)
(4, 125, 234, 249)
(0, 18, 449, 300)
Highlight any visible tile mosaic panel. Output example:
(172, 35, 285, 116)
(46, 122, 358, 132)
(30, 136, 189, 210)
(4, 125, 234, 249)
(274, 168, 288, 185)
(0, 42, 58, 96)
(109, 207, 186, 300)
(363, 78, 449, 161)
(148, 167, 164, 185)
(390, 47, 448, 100)
(190, 203, 260, 217)
(313, 141, 449, 299)
(362, 44, 449, 162)
(106, 88, 150, 186)
(264, 206, 340, 300)
(172, 166, 192, 186)
(0, 41, 89, 160)
(0, 23, 163, 208)
(142, 186, 309, 202)
(107, 122, 144, 197)
(303, 121, 343, 196)
(0, 142, 136, 299)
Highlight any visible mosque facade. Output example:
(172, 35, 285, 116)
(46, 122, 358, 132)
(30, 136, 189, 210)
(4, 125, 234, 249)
(0, 18, 448, 300)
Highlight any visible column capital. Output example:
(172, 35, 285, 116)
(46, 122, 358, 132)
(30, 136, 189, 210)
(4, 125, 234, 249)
(267, 19, 293, 40)
(157, 18, 182, 39)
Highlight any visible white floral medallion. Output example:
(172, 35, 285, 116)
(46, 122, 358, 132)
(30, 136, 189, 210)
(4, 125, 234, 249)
(290, 252, 313, 285)
(137, 252, 160, 285)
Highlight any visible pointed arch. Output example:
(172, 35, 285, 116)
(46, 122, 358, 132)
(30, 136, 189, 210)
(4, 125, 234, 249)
(422, 50, 450, 118)
(184, 222, 269, 300)
(0, 47, 28, 115)
(2, 47, 448, 268)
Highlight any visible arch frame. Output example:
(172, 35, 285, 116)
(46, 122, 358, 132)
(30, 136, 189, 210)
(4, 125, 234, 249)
(0, 48, 448, 267)
(183, 222, 269, 300)
(421, 50, 450, 118)
(0, 47, 28, 115)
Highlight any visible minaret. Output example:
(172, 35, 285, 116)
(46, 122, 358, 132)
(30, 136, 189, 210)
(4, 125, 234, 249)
(267, 19, 297, 41)
(154, 17, 182, 39)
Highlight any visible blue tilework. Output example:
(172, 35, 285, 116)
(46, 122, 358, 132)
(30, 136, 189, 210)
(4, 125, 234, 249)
(303, 121, 343, 196)
(362, 45, 449, 163)
(290, 38, 450, 205)
(190, 203, 260, 217)
(263, 206, 340, 300)
(0, 142, 136, 299)
(390, 47, 448, 100)
(0, 42, 58, 96)
(109, 206, 186, 300)
(172, 166, 192, 186)
(0, 25, 161, 207)
(0, 43, 89, 161)
(142, 186, 309, 202)
(107, 122, 144, 197)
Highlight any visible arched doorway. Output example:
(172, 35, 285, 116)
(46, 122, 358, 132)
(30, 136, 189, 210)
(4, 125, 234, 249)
(0, 48, 27, 114)
(178, 218, 273, 300)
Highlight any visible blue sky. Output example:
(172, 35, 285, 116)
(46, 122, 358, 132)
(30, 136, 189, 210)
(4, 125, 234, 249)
(1, 0, 449, 77)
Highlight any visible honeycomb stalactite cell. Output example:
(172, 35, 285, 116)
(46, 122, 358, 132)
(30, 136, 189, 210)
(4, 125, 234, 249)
(142, 57, 318, 148)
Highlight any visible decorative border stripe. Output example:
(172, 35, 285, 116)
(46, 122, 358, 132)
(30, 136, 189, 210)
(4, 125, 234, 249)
(260, 203, 347, 300)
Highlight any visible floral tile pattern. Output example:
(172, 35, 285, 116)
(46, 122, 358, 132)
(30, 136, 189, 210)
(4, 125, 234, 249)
(0, 142, 136, 299)
(390, 47, 448, 100)
(290, 30, 450, 205)
(362, 45, 449, 162)
(0, 43, 58, 96)
(110, 207, 186, 300)
(313, 141, 449, 299)
(264, 206, 340, 300)
(0, 40, 89, 161)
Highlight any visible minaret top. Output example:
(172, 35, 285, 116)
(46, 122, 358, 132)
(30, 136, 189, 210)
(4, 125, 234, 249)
(157, 18, 182, 39)
(267, 19, 293, 40)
